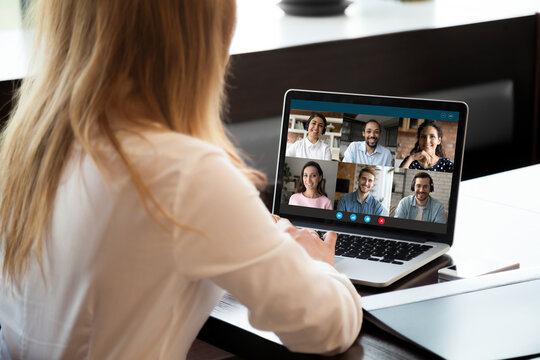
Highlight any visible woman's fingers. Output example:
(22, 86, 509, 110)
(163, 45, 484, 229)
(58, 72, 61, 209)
(322, 231, 337, 248)
(296, 229, 335, 266)
(275, 219, 336, 266)
(276, 218, 298, 238)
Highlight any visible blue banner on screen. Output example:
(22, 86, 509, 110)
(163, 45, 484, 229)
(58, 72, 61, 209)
(291, 99, 459, 122)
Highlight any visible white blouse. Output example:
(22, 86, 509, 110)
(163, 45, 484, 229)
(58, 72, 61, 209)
(286, 137, 332, 160)
(0, 130, 361, 359)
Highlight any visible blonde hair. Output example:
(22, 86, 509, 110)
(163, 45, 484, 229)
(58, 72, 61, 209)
(0, 0, 265, 285)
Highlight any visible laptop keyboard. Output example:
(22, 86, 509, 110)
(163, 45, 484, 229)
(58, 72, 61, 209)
(317, 231, 433, 265)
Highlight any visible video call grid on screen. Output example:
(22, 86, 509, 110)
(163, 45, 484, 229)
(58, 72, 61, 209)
(275, 96, 464, 237)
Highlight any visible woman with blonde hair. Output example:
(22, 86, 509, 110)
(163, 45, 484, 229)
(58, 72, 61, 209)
(0, 0, 361, 358)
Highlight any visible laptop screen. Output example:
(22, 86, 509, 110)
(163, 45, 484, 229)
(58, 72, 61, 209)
(273, 90, 468, 245)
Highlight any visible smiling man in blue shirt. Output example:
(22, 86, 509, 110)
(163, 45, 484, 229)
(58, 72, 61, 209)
(343, 120, 393, 167)
(337, 166, 387, 216)
(395, 172, 446, 223)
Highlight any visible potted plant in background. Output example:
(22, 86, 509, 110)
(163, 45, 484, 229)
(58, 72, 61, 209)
(281, 162, 296, 203)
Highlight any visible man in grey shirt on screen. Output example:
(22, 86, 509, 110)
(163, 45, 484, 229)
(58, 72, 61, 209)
(343, 119, 393, 166)
(395, 172, 446, 223)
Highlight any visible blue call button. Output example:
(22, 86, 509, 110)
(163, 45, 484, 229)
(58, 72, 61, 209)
(364, 216, 371, 223)
(336, 212, 343, 220)
(350, 214, 357, 221)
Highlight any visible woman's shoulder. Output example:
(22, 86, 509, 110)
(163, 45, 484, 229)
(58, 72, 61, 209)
(440, 157, 454, 164)
(286, 139, 303, 156)
(320, 195, 332, 204)
(121, 130, 225, 161)
(435, 157, 454, 171)
(109, 130, 232, 185)
(287, 139, 302, 150)
(288, 193, 304, 205)
(290, 192, 303, 199)
(319, 141, 331, 154)
(409, 157, 454, 172)
(408, 159, 420, 169)
(317, 139, 328, 148)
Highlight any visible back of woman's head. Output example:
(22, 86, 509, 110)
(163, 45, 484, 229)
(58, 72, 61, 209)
(0, 0, 264, 285)
(30, 0, 236, 132)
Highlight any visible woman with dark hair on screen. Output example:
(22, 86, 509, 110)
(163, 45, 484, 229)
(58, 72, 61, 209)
(289, 161, 333, 210)
(286, 112, 332, 160)
(0, 0, 361, 358)
(399, 120, 454, 172)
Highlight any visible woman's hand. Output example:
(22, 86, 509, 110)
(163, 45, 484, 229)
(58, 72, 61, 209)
(411, 150, 427, 162)
(399, 150, 435, 168)
(276, 218, 337, 266)
(408, 150, 434, 168)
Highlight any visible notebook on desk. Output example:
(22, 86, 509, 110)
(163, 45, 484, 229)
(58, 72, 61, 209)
(272, 89, 468, 287)
(362, 268, 540, 359)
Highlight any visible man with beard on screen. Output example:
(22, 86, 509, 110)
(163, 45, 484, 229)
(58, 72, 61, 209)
(337, 166, 387, 216)
(394, 172, 446, 223)
(343, 120, 393, 167)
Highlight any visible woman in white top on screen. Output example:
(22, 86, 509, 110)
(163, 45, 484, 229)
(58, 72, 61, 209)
(0, 0, 362, 359)
(289, 161, 333, 210)
(286, 112, 332, 160)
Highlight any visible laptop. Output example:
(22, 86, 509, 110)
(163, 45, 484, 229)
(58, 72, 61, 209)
(273, 89, 468, 287)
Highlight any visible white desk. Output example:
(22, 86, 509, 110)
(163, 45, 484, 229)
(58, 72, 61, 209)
(202, 165, 540, 359)
(451, 164, 540, 268)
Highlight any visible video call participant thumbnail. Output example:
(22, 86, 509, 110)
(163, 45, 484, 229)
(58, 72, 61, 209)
(399, 120, 454, 172)
(337, 166, 387, 216)
(394, 172, 446, 223)
(343, 119, 392, 167)
(288, 161, 333, 210)
(286, 112, 332, 161)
